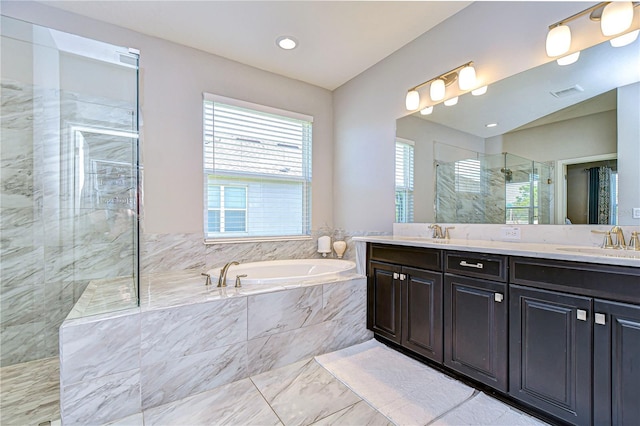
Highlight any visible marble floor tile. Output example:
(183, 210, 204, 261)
(432, 391, 547, 425)
(315, 339, 475, 425)
(0, 357, 60, 426)
(251, 358, 362, 426)
(310, 400, 393, 426)
(143, 378, 281, 426)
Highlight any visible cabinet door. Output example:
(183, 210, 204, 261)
(509, 285, 592, 425)
(593, 299, 640, 426)
(444, 275, 507, 391)
(367, 261, 401, 343)
(401, 267, 443, 362)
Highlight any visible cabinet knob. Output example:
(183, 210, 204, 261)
(595, 313, 606, 325)
(576, 309, 588, 321)
(399, 273, 406, 281)
(494, 293, 504, 303)
(393, 272, 399, 280)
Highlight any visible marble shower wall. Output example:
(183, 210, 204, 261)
(0, 79, 138, 367)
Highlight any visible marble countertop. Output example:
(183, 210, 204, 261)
(353, 236, 640, 268)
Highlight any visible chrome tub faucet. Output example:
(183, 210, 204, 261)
(218, 261, 240, 287)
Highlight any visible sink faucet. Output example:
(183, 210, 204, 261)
(429, 224, 444, 239)
(218, 261, 239, 287)
(610, 226, 626, 249)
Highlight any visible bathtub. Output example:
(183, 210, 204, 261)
(209, 258, 356, 286)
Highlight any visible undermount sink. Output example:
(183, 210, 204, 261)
(556, 247, 640, 259)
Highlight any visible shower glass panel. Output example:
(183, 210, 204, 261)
(1, 16, 140, 367)
(436, 152, 553, 224)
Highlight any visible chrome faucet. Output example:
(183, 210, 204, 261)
(610, 226, 626, 249)
(429, 224, 444, 239)
(217, 261, 239, 287)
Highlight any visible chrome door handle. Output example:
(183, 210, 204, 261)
(399, 273, 406, 281)
(595, 313, 606, 325)
(460, 260, 484, 269)
(393, 272, 399, 280)
(494, 293, 504, 303)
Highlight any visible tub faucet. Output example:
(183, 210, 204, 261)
(218, 261, 239, 287)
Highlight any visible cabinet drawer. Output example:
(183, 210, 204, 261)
(445, 251, 507, 282)
(369, 243, 442, 271)
(510, 257, 640, 304)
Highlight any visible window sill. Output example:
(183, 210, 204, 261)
(204, 235, 312, 245)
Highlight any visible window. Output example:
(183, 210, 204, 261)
(454, 159, 481, 193)
(395, 139, 414, 223)
(203, 94, 312, 240)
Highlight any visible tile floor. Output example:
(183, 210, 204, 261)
(0, 340, 549, 426)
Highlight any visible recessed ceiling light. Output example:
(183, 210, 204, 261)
(486, 122, 498, 128)
(276, 36, 298, 50)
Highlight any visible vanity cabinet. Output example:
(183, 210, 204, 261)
(509, 257, 640, 426)
(367, 244, 443, 362)
(593, 300, 640, 425)
(444, 252, 508, 392)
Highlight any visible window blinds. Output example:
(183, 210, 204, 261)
(395, 140, 414, 223)
(203, 94, 312, 239)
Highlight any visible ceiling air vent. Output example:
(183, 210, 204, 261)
(550, 84, 584, 98)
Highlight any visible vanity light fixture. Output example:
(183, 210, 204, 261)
(405, 61, 482, 111)
(276, 36, 298, 50)
(545, 2, 640, 63)
(420, 106, 434, 115)
(471, 86, 488, 96)
(444, 96, 459, 106)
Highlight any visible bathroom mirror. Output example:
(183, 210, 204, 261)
(396, 39, 640, 225)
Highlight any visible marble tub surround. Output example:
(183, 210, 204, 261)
(66, 276, 137, 320)
(59, 272, 371, 425)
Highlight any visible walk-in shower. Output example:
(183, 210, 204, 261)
(1, 15, 140, 424)
(435, 152, 554, 224)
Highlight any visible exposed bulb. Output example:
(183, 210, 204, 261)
(405, 90, 420, 110)
(546, 25, 571, 57)
(601, 1, 634, 36)
(471, 86, 488, 96)
(444, 97, 459, 106)
(556, 51, 580, 66)
(430, 78, 446, 102)
(610, 29, 639, 47)
(458, 65, 476, 91)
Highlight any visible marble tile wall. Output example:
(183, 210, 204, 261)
(1, 79, 138, 367)
(59, 275, 371, 425)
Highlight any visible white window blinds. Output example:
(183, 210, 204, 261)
(203, 94, 312, 240)
(455, 159, 481, 193)
(395, 139, 414, 223)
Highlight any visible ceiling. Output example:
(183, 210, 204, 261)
(38, 1, 471, 90)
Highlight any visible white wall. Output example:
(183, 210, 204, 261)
(2, 1, 334, 235)
(499, 110, 617, 162)
(617, 82, 640, 225)
(333, 2, 594, 233)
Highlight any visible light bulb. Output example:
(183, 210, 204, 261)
(610, 29, 639, 47)
(458, 65, 476, 91)
(276, 36, 297, 50)
(420, 106, 434, 115)
(601, 1, 634, 36)
(556, 51, 580, 66)
(546, 25, 571, 57)
(430, 78, 445, 102)
(405, 90, 420, 110)
(471, 86, 488, 96)
(444, 97, 458, 106)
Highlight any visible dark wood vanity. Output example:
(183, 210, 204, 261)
(367, 242, 640, 426)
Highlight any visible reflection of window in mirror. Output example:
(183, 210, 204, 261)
(395, 138, 414, 223)
(566, 160, 618, 225)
